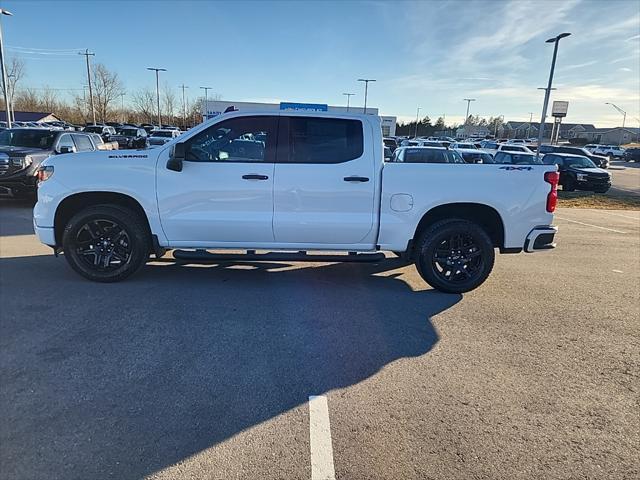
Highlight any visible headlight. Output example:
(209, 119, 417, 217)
(37, 165, 54, 183)
(576, 173, 587, 181)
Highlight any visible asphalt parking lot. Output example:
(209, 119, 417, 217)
(609, 159, 640, 196)
(0, 200, 638, 480)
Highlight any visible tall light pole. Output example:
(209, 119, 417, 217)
(342, 92, 355, 112)
(0, 8, 12, 128)
(147, 67, 166, 127)
(7, 72, 15, 122)
(463, 98, 476, 124)
(536, 32, 571, 156)
(200, 86, 212, 122)
(357, 78, 375, 114)
(180, 84, 189, 130)
(414, 107, 421, 138)
(79, 49, 97, 125)
(605, 102, 627, 145)
(120, 92, 125, 123)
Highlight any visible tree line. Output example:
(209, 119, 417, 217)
(396, 114, 506, 137)
(1, 58, 217, 127)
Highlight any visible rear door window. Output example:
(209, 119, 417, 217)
(280, 117, 363, 163)
(72, 134, 94, 152)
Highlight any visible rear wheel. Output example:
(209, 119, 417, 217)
(415, 219, 495, 294)
(62, 205, 150, 282)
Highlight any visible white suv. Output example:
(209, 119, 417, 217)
(593, 145, 625, 159)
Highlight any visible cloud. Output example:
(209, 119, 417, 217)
(563, 60, 598, 70)
(627, 34, 640, 42)
(618, 67, 632, 72)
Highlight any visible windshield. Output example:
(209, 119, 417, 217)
(151, 131, 173, 138)
(457, 143, 476, 149)
(83, 126, 103, 133)
(116, 128, 137, 136)
(462, 152, 494, 163)
(403, 148, 465, 163)
(0, 129, 57, 149)
(496, 153, 542, 165)
(564, 156, 597, 168)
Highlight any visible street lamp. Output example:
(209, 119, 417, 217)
(357, 78, 375, 114)
(462, 98, 476, 138)
(605, 102, 627, 145)
(120, 92, 126, 123)
(536, 32, 571, 156)
(200, 86, 212, 121)
(342, 92, 355, 112)
(1, 8, 14, 128)
(7, 72, 15, 122)
(414, 107, 421, 138)
(526, 112, 534, 139)
(147, 67, 166, 127)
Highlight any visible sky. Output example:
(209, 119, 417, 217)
(2, 0, 639, 127)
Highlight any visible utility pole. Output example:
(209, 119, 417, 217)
(79, 49, 97, 125)
(414, 107, 421, 138)
(120, 92, 125, 123)
(357, 78, 376, 114)
(7, 72, 15, 122)
(527, 112, 534, 138)
(462, 99, 476, 138)
(200, 86, 212, 122)
(342, 92, 355, 112)
(0, 8, 12, 128)
(147, 67, 166, 127)
(536, 32, 571, 158)
(180, 84, 189, 130)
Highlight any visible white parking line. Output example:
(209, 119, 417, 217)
(309, 395, 336, 480)
(593, 210, 640, 221)
(555, 216, 628, 234)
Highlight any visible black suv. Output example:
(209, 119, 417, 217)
(0, 128, 96, 197)
(110, 127, 148, 149)
(537, 144, 609, 168)
(542, 153, 611, 193)
(83, 124, 117, 142)
(623, 147, 640, 162)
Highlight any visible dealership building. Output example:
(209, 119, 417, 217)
(203, 100, 397, 136)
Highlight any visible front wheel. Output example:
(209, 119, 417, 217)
(415, 219, 495, 294)
(62, 205, 150, 282)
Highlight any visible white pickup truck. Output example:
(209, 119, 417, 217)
(33, 111, 559, 293)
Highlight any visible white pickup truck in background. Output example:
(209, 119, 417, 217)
(33, 111, 559, 293)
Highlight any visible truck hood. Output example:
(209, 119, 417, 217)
(572, 167, 610, 176)
(0, 145, 50, 157)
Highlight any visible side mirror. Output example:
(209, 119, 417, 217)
(58, 145, 76, 154)
(167, 142, 185, 172)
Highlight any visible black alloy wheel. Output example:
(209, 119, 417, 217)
(415, 219, 495, 293)
(62, 205, 150, 282)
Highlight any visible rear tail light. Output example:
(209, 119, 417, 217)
(37, 165, 54, 184)
(544, 170, 559, 213)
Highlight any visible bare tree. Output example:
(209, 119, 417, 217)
(132, 88, 156, 124)
(162, 82, 176, 122)
(91, 63, 124, 123)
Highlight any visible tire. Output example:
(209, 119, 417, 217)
(62, 204, 150, 282)
(415, 219, 495, 294)
(563, 178, 576, 192)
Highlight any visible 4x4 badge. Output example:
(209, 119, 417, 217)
(499, 166, 533, 171)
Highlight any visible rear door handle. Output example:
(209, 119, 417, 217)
(343, 176, 369, 182)
(242, 174, 269, 180)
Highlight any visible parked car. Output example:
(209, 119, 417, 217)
(148, 129, 181, 147)
(33, 111, 559, 293)
(383, 137, 398, 152)
(537, 144, 609, 168)
(496, 144, 534, 154)
(83, 125, 117, 142)
(88, 133, 118, 151)
(593, 145, 625, 159)
(0, 128, 95, 197)
(623, 147, 640, 162)
(391, 146, 465, 163)
(110, 127, 148, 149)
(400, 139, 444, 147)
(493, 151, 542, 165)
(140, 124, 157, 135)
(456, 149, 495, 164)
(450, 142, 477, 150)
(542, 153, 611, 193)
(384, 146, 393, 161)
(506, 139, 527, 144)
(480, 140, 499, 150)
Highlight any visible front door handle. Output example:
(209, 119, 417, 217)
(242, 174, 269, 180)
(343, 176, 369, 182)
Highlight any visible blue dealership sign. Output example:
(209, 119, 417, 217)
(279, 102, 328, 112)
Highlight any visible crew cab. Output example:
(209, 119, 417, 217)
(0, 128, 96, 198)
(33, 111, 559, 293)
